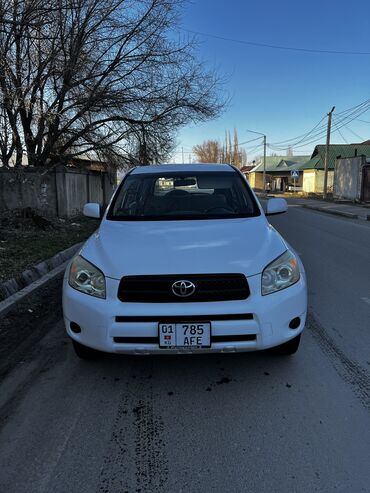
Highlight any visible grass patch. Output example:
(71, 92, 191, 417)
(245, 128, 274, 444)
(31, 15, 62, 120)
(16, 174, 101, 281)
(0, 216, 99, 283)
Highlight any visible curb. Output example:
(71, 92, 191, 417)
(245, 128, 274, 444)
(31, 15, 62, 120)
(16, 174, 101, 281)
(301, 204, 361, 220)
(0, 243, 82, 317)
(0, 261, 70, 318)
(0, 243, 82, 302)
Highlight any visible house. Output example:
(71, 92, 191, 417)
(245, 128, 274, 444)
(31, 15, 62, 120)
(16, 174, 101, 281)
(248, 155, 310, 191)
(301, 144, 370, 194)
(248, 156, 285, 189)
(240, 165, 256, 178)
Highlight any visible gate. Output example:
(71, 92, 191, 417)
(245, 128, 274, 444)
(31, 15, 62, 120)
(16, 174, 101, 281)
(362, 165, 370, 202)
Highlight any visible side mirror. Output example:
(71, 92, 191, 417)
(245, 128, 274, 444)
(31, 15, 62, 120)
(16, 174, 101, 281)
(265, 198, 288, 216)
(83, 203, 101, 219)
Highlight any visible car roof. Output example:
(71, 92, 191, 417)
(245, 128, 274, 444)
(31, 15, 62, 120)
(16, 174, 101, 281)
(130, 163, 234, 175)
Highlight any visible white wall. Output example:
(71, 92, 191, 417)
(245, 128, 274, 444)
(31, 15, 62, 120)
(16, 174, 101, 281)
(303, 170, 334, 193)
(334, 157, 363, 200)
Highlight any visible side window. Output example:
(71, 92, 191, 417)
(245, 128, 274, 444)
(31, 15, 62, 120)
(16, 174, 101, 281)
(233, 180, 253, 212)
(114, 179, 141, 215)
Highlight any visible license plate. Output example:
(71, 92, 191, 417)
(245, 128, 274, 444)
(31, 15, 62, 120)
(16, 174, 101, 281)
(159, 322, 211, 348)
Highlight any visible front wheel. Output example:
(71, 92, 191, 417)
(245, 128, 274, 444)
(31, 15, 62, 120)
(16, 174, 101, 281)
(271, 334, 301, 356)
(72, 339, 99, 360)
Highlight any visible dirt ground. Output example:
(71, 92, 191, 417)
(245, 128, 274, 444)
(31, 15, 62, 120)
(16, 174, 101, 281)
(0, 209, 100, 283)
(0, 274, 65, 380)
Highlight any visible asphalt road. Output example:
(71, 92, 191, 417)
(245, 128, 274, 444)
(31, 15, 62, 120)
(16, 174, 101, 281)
(0, 202, 370, 493)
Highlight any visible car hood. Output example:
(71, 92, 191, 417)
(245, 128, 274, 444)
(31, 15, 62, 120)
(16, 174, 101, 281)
(80, 217, 287, 279)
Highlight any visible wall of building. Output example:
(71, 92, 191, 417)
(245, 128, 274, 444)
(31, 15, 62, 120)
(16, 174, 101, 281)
(303, 170, 334, 193)
(0, 166, 116, 217)
(315, 170, 334, 193)
(249, 172, 264, 190)
(302, 170, 315, 193)
(334, 156, 364, 201)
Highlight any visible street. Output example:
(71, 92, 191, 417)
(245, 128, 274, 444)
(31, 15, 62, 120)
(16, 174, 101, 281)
(0, 202, 370, 493)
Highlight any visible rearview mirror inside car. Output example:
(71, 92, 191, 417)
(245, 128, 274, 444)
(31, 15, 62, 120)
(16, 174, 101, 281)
(174, 178, 196, 187)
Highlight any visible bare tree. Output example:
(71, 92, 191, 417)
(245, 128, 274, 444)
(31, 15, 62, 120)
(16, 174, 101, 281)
(240, 147, 247, 166)
(224, 130, 231, 164)
(193, 129, 248, 167)
(0, 0, 224, 169)
(232, 128, 240, 168)
(193, 140, 221, 163)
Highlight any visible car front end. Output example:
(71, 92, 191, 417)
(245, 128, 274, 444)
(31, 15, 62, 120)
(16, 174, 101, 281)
(63, 259, 306, 355)
(62, 164, 307, 357)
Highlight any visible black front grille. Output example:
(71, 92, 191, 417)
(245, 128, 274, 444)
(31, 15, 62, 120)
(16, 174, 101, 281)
(115, 314, 253, 322)
(113, 334, 256, 344)
(118, 274, 250, 303)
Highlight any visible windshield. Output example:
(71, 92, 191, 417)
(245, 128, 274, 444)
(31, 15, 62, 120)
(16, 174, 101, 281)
(107, 170, 260, 221)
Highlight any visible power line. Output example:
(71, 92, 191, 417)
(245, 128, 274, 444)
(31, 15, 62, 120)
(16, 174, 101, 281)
(238, 136, 262, 146)
(335, 98, 370, 116)
(246, 142, 264, 155)
(271, 115, 327, 147)
(176, 98, 370, 160)
(269, 99, 370, 151)
(332, 117, 349, 144)
(182, 28, 370, 56)
(342, 124, 364, 142)
(273, 98, 370, 145)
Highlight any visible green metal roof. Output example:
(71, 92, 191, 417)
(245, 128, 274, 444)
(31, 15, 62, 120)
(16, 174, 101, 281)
(299, 156, 321, 170)
(301, 144, 370, 170)
(251, 155, 310, 173)
(250, 156, 285, 172)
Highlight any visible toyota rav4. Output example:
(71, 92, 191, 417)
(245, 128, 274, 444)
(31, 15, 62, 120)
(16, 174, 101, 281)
(63, 164, 307, 358)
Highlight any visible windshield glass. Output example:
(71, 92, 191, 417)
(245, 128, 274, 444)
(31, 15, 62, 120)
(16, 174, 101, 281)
(108, 171, 260, 221)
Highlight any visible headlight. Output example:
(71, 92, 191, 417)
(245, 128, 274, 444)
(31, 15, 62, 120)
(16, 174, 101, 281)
(69, 255, 106, 299)
(262, 250, 300, 295)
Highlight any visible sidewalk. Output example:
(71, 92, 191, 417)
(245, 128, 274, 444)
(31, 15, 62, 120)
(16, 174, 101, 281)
(255, 192, 370, 221)
(283, 197, 370, 221)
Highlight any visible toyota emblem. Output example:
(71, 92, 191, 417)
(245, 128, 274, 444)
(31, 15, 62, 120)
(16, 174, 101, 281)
(171, 280, 196, 297)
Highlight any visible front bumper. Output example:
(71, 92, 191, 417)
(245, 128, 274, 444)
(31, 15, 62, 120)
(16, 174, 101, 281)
(62, 269, 307, 354)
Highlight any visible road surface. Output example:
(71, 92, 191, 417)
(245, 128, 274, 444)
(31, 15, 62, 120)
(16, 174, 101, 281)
(0, 202, 369, 493)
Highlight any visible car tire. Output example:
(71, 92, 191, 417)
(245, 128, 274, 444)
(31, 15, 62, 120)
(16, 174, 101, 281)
(271, 334, 301, 355)
(72, 339, 99, 360)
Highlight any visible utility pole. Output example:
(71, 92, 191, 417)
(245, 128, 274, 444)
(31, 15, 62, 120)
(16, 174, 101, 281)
(182, 147, 184, 164)
(263, 135, 267, 194)
(323, 106, 335, 199)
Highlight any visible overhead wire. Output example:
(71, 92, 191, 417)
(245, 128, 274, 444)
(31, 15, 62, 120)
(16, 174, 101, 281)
(175, 98, 370, 161)
(238, 136, 262, 146)
(245, 142, 264, 155)
(332, 116, 349, 144)
(268, 99, 370, 151)
(340, 124, 364, 142)
(270, 115, 327, 147)
(181, 28, 370, 56)
(335, 98, 370, 116)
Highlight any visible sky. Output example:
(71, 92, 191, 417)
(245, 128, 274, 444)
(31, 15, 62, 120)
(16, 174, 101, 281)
(171, 0, 370, 163)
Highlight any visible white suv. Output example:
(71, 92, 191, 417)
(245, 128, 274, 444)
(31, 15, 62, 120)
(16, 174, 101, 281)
(63, 164, 307, 358)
